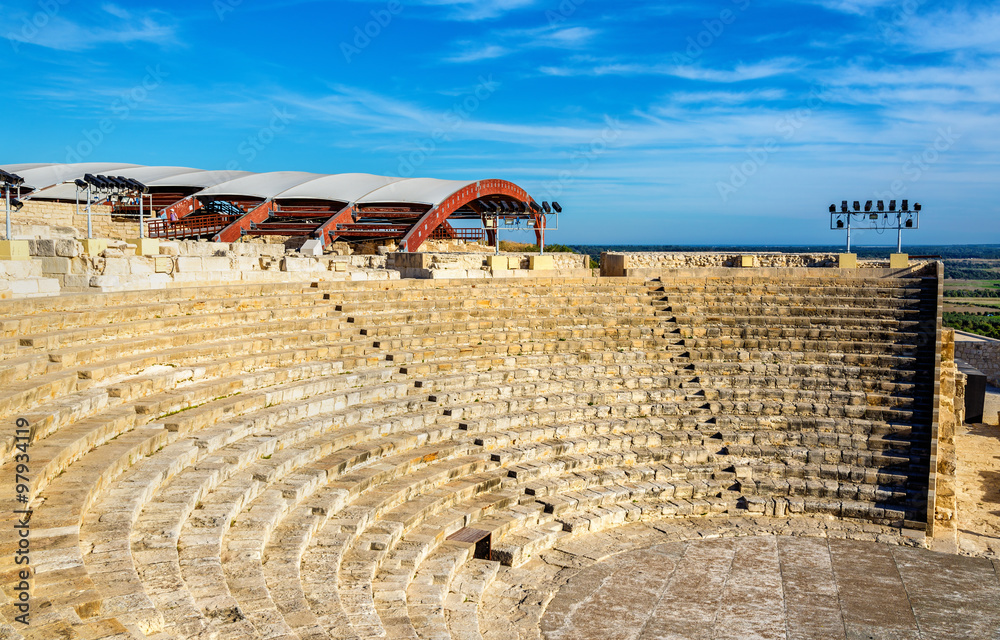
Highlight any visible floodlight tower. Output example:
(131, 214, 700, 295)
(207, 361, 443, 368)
(830, 199, 921, 253)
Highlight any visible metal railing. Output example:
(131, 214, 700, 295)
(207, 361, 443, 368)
(430, 227, 486, 242)
(147, 213, 240, 239)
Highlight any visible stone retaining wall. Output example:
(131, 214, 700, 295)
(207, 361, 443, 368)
(0, 238, 395, 297)
(600, 252, 899, 277)
(934, 329, 964, 535)
(1, 201, 139, 239)
(955, 338, 1000, 386)
(387, 251, 591, 279)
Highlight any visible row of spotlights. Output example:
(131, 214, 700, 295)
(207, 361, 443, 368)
(480, 200, 561, 214)
(78, 174, 149, 193)
(829, 200, 921, 214)
(0, 170, 24, 186)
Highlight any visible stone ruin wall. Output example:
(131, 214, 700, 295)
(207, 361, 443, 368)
(600, 251, 905, 277)
(934, 329, 964, 535)
(955, 338, 1000, 387)
(2, 200, 139, 240)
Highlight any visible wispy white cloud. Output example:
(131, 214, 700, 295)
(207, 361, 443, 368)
(540, 57, 801, 82)
(350, 0, 539, 21)
(3, 5, 177, 51)
(446, 25, 598, 63)
(896, 7, 1000, 53)
(668, 89, 788, 105)
(801, 0, 898, 15)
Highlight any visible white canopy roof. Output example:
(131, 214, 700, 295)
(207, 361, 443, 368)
(146, 169, 255, 189)
(274, 173, 405, 203)
(30, 166, 202, 201)
(357, 178, 476, 206)
(195, 171, 326, 200)
(0, 163, 57, 173)
(5, 163, 505, 210)
(16, 163, 142, 191)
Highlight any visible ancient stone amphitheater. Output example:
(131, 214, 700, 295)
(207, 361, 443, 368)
(2, 261, 999, 640)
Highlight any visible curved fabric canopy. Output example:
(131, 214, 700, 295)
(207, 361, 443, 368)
(15, 163, 142, 192)
(146, 169, 255, 189)
(194, 171, 326, 200)
(30, 166, 203, 201)
(274, 173, 405, 203)
(357, 178, 478, 207)
(0, 163, 58, 173)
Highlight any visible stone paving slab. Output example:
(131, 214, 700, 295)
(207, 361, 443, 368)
(540, 536, 1000, 640)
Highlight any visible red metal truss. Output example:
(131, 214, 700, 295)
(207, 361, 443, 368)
(160, 195, 202, 221)
(314, 205, 355, 246)
(213, 200, 275, 243)
(397, 180, 529, 252)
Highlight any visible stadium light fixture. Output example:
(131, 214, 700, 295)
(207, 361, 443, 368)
(830, 198, 922, 253)
(552, 202, 562, 213)
(11, 199, 23, 212)
(542, 201, 551, 214)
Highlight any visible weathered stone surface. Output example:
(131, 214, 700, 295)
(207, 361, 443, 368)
(540, 535, 1000, 640)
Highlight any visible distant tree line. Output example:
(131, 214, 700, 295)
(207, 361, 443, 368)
(944, 289, 1000, 298)
(944, 312, 1000, 339)
(943, 266, 1000, 280)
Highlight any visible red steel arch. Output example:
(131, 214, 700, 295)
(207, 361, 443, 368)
(397, 179, 530, 252)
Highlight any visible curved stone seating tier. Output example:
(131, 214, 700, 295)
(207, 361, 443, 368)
(0, 272, 940, 639)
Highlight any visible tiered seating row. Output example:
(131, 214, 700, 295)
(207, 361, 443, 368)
(0, 273, 937, 640)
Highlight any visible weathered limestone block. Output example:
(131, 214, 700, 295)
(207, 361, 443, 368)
(202, 256, 232, 272)
(90, 275, 120, 288)
(176, 256, 203, 272)
(529, 255, 553, 271)
(158, 241, 180, 256)
(39, 256, 72, 274)
(154, 257, 173, 273)
(103, 258, 132, 276)
(56, 239, 82, 257)
(28, 239, 56, 256)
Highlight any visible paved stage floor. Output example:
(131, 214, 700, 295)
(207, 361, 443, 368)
(541, 536, 1000, 640)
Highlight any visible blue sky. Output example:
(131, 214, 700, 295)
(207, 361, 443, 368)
(3, 0, 999, 245)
